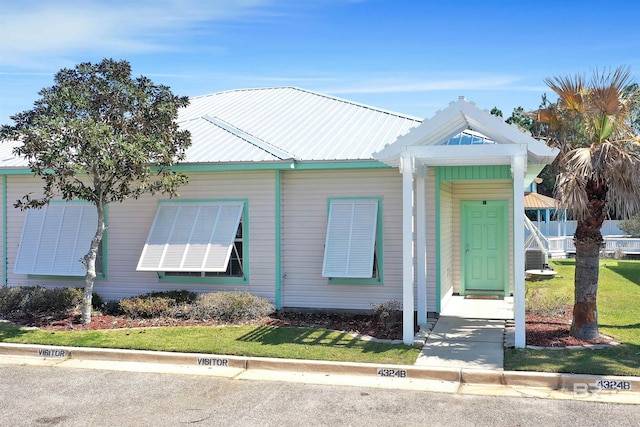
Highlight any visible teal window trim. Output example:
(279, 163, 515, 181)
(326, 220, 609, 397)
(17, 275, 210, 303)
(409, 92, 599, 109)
(435, 168, 442, 312)
(2, 176, 6, 287)
(26, 200, 108, 280)
(155, 198, 250, 284)
(326, 196, 384, 285)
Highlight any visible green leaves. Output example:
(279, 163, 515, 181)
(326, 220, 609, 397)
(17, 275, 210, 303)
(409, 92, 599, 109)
(533, 66, 640, 221)
(2, 58, 192, 207)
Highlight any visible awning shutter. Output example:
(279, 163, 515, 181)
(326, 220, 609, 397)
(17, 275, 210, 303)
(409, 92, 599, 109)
(137, 201, 243, 272)
(322, 199, 378, 278)
(14, 203, 97, 276)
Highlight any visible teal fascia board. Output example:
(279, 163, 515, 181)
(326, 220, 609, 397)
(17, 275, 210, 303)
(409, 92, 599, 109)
(169, 160, 389, 173)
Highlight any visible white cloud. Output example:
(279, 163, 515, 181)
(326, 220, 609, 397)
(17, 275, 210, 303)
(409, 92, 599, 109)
(319, 75, 547, 94)
(0, 0, 277, 68)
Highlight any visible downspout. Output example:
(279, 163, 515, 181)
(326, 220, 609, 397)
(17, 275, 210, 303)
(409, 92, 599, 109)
(3, 175, 7, 287)
(275, 169, 282, 309)
(435, 168, 441, 313)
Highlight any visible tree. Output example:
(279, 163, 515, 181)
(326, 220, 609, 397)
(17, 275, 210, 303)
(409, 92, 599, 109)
(619, 214, 640, 237)
(532, 66, 640, 339)
(0, 59, 191, 324)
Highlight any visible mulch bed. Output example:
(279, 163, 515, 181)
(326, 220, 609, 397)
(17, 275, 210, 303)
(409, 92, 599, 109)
(6, 306, 616, 347)
(525, 306, 616, 348)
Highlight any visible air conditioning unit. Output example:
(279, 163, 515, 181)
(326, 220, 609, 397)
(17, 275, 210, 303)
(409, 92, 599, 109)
(525, 249, 547, 271)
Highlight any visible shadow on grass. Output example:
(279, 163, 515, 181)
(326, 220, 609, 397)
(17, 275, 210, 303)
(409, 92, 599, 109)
(236, 325, 411, 354)
(505, 344, 640, 376)
(0, 321, 30, 340)
(600, 322, 640, 330)
(603, 263, 640, 287)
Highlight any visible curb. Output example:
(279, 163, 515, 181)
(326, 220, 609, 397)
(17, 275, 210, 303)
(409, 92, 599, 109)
(1, 342, 638, 398)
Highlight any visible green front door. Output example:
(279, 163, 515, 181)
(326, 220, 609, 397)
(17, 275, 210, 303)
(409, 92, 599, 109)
(461, 200, 508, 295)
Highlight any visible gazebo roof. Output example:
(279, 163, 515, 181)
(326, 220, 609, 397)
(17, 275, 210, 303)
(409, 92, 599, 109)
(524, 192, 557, 210)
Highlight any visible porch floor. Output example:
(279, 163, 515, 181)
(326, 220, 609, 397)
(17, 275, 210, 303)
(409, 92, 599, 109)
(415, 296, 513, 370)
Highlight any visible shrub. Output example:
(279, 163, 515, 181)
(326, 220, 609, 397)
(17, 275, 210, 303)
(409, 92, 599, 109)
(525, 287, 571, 316)
(0, 286, 82, 320)
(187, 291, 274, 322)
(371, 300, 403, 331)
(101, 300, 124, 316)
(119, 296, 173, 319)
(619, 214, 640, 237)
(140, 290, 198, 305)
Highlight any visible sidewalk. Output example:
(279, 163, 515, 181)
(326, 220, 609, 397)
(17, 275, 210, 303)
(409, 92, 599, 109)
(1, 342, 638, 405)
(415, 296, 513, 370)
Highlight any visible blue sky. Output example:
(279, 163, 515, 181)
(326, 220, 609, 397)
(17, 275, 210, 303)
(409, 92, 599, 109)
(1, 0, 639, 125)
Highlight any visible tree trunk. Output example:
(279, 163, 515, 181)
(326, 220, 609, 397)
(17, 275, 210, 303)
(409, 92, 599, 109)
(81, 202, 106, 324)
(570, 179, 606, 340)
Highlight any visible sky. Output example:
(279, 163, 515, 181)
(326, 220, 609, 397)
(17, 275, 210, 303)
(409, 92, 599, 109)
(1, 0, 639, 125)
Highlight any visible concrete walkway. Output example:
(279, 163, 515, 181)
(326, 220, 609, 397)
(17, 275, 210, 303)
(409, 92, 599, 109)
(415, 296, 513, 370)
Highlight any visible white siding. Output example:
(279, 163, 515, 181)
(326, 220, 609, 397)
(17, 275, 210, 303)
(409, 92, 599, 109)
(0, 177, 4, 286)
(5, 172, 276, 301)
(281, 169, 404, 310)
(450, 180, 514, 294)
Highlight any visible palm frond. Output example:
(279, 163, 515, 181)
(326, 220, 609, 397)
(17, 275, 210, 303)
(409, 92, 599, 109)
(544, 73, 585, 112)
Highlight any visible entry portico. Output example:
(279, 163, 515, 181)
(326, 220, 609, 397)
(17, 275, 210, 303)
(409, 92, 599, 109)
(374, 97, 557, 347)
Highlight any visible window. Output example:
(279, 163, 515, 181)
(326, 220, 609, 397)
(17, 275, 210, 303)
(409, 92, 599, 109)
(15, 202, 105, 277)
(322, 198, 382, 282)
(137, 200, 246, 281)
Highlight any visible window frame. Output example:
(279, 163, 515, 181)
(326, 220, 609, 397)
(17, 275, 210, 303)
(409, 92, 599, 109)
(145, 199, 249, 284)
(324, 197, 384, 285)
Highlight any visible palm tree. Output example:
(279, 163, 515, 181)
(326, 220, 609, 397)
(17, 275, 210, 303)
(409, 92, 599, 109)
(533, 66, 640, 340)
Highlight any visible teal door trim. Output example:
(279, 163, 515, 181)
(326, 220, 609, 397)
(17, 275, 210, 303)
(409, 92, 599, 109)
(460, 200, 509, 296)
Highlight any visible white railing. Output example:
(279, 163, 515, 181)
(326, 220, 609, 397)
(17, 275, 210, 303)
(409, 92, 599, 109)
(546, 236, 640, 256)
(525, 219, 624, 238)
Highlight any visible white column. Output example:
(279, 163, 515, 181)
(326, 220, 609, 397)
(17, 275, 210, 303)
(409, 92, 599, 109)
(512, 155, 526, 348)
(401, 153, 415, 345)
(416, 166, 428, 326)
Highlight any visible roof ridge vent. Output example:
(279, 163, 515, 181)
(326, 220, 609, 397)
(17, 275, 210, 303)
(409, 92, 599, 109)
(202, 115, 297, 161)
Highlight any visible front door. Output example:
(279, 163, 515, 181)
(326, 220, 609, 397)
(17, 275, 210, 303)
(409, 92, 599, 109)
(461, 200, 508, 295)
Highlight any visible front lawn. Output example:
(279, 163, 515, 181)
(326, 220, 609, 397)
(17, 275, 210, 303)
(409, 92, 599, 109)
(506, 259, 640, 376)
(0, 322, 419, 365)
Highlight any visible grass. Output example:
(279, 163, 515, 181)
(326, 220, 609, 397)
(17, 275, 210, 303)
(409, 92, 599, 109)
(506, 259, 640, 376)
(1, 259, 637, 373)
(0, 322, 420, 366)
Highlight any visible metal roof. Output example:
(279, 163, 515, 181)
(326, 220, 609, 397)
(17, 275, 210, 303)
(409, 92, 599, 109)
(0, 87, 421, 168)
(177, 87, 422, 163)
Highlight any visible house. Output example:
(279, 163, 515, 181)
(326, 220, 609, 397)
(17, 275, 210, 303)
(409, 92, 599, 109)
(0, 87, 557, 346)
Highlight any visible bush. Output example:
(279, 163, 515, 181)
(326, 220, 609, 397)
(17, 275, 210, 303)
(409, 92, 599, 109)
(525, 287, 571, 316)
(0, 286, 82, 320)
(371, 300, 402, 331)
(117, 290, 199, 319)
(139, 290, 198, 305)
(187, 291, 274, 322)
(619, 215, 640, 237)
(119, 296, 173, 319)
(101, 300, 124, 316)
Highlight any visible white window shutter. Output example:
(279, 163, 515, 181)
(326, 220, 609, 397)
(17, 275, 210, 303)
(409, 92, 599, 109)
(15, 203, 97, 276)
(322, 200, 378, 278)
(137, 201, 243, 272)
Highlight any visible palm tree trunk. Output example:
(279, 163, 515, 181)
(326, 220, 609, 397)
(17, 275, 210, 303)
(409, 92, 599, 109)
(570, 179, 606, 340)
